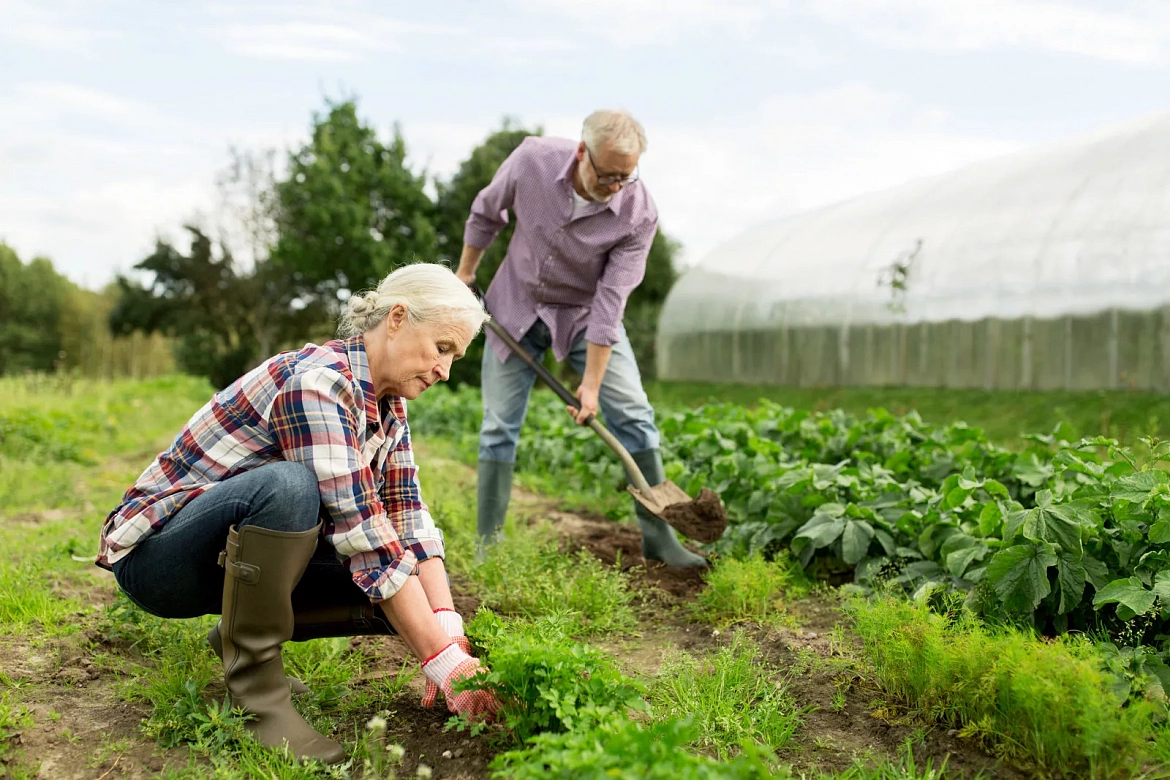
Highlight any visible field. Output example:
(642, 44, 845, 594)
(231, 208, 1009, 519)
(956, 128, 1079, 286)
(2, 375, 1170, 779)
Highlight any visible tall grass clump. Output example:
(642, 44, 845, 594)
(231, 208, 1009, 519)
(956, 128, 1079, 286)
(691, 552, 809, 627)
(849, 594, 1161, 778)
(649, 633, 800, 758)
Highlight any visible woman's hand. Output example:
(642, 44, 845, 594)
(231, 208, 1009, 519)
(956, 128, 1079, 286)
(421, 643, 502, 721)
(422, 608, 469, 707)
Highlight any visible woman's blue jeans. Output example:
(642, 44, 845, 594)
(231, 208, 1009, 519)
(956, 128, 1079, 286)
(112, 462, 367, 619)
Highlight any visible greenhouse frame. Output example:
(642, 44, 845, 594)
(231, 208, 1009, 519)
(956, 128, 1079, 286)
(657, 113, 1170, 391)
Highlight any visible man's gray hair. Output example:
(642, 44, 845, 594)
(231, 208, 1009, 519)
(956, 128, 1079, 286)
(581, 110, 647, 156)
(338, 263, 490, 338)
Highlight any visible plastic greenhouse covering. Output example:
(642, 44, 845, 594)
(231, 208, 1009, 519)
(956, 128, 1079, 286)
(657, 112, 1170, 391)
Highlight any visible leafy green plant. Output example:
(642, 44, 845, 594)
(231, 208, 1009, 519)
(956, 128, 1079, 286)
(849, 594, 1160, 778)
(489, 715, 784, 780)
(461, 610, 645, 743)
(692, 552, 809, 626)
(649, 633, 800, 758)
(413, 386, 1170, 652)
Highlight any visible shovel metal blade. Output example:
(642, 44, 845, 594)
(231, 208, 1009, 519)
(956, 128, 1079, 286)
(626, 482, 729, 544)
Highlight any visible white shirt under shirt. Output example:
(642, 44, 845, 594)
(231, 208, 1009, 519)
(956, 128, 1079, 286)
(571, 189, 591, 220)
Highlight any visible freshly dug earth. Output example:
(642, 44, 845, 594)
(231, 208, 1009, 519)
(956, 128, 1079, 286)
(660, 487, 728, 543)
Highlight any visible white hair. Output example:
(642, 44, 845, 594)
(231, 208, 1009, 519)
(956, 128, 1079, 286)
(581, 109, 647, 156)
(337, 263, 490, 339)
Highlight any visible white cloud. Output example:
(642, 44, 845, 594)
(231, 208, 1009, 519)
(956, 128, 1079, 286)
(0, 0, 122, 52)
(204, 3, 461, 62)
(807, 0, 1170, 64)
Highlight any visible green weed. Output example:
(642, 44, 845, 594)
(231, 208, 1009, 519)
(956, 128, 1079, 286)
(833, 739, 961, 779)
(461, 609, 645, 744)
(648, 632, 800, 758)
(692, 552, 809, 627)
(849, 594, 1159, 778)
(490, 716, 785, 780)
(472, 528, 636, 637)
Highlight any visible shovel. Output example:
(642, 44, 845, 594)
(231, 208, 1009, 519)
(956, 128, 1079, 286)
(482, 318, 728, 544)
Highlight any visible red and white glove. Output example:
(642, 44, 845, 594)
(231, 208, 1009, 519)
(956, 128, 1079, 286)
(421, 642, 501, 721)
(422, 609, 471, 708)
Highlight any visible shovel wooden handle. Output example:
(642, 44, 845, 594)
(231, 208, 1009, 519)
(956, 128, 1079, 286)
(483, 318, 654, 494)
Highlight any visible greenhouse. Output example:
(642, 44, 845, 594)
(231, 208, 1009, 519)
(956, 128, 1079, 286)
(657, 112, 1170, 391)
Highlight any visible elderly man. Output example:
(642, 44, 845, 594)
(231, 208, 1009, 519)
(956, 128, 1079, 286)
(455, 109, 705, 569)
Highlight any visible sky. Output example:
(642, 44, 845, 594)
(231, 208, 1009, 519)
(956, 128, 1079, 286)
(3, 0, 1170, 289)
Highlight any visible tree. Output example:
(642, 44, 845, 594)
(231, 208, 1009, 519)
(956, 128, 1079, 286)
(110, 226, 323, 388)
(0, 244, 70, 374)
(433, 119, 542, 386)
(271, 100, 437, 311)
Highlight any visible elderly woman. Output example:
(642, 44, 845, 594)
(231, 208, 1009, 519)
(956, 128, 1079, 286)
(96, 263, 500, 764)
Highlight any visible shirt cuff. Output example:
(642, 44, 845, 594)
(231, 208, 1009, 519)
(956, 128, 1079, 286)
(353, 549, 418, 603)
(585, 322, 622, 347)
(463, 223, 498, 250)
(403, 527, 446, 563)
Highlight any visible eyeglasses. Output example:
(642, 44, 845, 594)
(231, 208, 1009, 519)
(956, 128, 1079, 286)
(585, 146, 639, 187)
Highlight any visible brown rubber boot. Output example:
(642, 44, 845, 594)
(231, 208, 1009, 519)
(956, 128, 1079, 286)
(218, 522, 346, 764)
(208, 602, 396, 694)
(208, 623, 311, 694)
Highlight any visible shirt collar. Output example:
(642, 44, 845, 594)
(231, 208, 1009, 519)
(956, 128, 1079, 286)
(556, 146, 625, 215)
(343, 336, 390, 431)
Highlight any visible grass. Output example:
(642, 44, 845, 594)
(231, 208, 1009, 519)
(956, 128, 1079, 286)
(646, 380, 1170, 449)
(691, 552, 810, 627)
(648, 633, 801, 759)
(848, 594, 1161, 778)
(472, 526, 637, 637)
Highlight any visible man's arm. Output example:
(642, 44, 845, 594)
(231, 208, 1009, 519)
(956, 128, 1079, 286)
(455, 244, 486, 286)
(458, 141, 529, 285)
(569, 218, 657, 425)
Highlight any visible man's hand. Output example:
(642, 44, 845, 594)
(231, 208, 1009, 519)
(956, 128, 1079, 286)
(456, 266, 477, 286)
(568, 383, 600, 425)
(457, 244, 485, 288)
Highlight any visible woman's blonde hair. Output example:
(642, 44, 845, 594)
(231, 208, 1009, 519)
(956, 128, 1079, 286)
(337, 263, 489, 338)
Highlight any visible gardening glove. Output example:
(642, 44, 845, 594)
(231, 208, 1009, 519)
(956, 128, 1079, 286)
(421, 642, 501, 722)
(422, 608, 470, 708)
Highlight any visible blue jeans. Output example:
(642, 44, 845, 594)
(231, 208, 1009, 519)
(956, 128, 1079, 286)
(112, 462, 368, 620)
(479, 320, 659, 462)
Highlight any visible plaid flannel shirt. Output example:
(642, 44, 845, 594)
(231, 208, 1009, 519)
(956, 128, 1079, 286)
(97, 337, 443, 602)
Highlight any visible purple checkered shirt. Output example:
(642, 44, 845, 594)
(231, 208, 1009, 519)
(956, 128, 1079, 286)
(97, 337, 442, 603)
(464, 136, 658, 363)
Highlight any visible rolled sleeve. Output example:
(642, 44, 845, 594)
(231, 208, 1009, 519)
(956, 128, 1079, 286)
(463, 143, 523, 249)
(269, 368, 416, 603)
(380, 420, 446, 564)
(585, 218, 655, 346)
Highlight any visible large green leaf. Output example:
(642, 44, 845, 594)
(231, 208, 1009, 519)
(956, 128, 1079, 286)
(795, 516, 845, 549)
(947, 544, 988, 578)
(1055, 550, 1086, 615)
(1021, 490, 1086, 556)
(1112, 470, 1169, 504)
(986, 542, 1058, 611)
(840, 519, 875, 565)
(1092, 577, 1156, 617)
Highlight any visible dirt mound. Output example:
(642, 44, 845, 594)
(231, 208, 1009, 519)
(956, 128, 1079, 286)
(661, 488, 728, 543)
